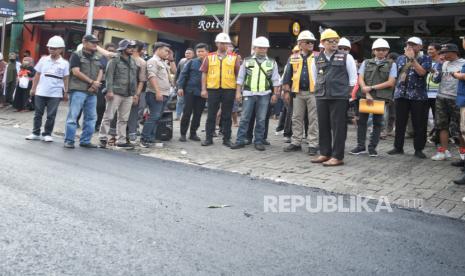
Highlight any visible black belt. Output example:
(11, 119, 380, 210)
(44, 74, 63, 80)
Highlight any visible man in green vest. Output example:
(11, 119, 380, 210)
(231, 37, 280, 151)
(64, 34, 103, 149)
(281, 30, 319, 156)
(350, 38, 397, 157)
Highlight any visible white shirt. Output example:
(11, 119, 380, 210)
(35, 55, 69, 98)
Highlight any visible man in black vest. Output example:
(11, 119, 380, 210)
(311, 29, 357, 166)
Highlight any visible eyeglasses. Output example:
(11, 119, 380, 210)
(301, 40, 314, 44)
(325, 39, 339, 44)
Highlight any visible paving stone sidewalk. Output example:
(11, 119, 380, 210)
(1, 103, 465, 220)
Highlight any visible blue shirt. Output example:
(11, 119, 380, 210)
(456, 64, 465, 107)
(394, 54, 432, 101)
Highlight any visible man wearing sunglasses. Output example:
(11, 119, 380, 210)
(311, 29, 357, 166)
(282, 30, 319, 156)
(64, 34, 103, 149)
(98, 39, 140, 149)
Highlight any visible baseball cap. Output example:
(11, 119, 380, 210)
(439, 43, 459, 54)
(83, 34, 99, 43)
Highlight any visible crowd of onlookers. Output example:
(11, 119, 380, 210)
(1, 31, 465, 184)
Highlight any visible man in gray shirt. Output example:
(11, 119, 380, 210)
(431, 43, 465, 161)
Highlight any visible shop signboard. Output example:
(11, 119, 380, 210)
(0, 0, 17, 17)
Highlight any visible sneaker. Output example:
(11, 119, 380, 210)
(349, 146, 367, 155)
(415, 150, 427, 159)
(283, 144, 301, 152)
(64, 142, 75, 149)
(431, 148, 451, 161)
(99, 140, 107, 149)
(116, 142, 135, 150)
(25, 134, 41, 140)
(387, 148, 404, 155)
(255, 144, 265, 151)
(42, 135, 53, 142)
(368, 148, 378, 157)
(139, 141, 150, 148)
(263, 140, 271, 146)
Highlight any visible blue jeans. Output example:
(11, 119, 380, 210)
(141, 93, 168, 142)
(176, 95, 184, 119)
(65, 91, 97, 144)
(236, 94, 271, 145)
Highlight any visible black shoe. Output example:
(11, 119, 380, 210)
(350, 146, 367, 155)
(189, 134, 201, 141)
(79, 143, 98, 148)
(284, 144, 301, 152)
(453, 175, 465, 185)
(140, 140, 151, 148)
(223, 139, 232, 147)
(230, 143, 245, 150)
(116, 142, 135, 150)
(308, 147, 318, 156)
(368, 148, 378, 157)
(275, 127, 284, 132)
(262, 140, 270, 146)
(414, 150, 427, 159)
(451, 160, 465, 167)
(98, 140, 107, 149)
(283, 137, 291, 143)
(179, 135, 187, 142)
(387, 148, 404, 155)
(244, 139, 252, 145)
(202, 139, 213, 146)
(255, 144, 265, 151)
(64, 142, 75, 149)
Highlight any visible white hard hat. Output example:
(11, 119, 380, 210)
(372, 38, 390, 49)
(77, 43, 83, 51)
(338, 37, 351, 49)
(253, 36, 270, 48)
(47, 35, 66, 48)
(215, 33, 232, 43)
(407, 36, 422, 46)
(297, 30, 316, 42)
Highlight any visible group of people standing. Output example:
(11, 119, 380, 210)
(17, 29, 465, 183)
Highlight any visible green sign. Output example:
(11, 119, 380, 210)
(145, 0, 465, 18)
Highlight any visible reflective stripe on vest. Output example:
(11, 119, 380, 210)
(206, 53, 237, 89)
(290, 53, 315, 93)
(244, 58, 274, 92)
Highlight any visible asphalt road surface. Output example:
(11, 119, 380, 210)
(1, 127, 465, 276)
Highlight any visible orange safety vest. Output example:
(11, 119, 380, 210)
(206, 52, 237, 89)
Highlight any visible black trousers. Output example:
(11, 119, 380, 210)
(96, 89, 106, 129)
(247, 98, 272, 140)
(181, 92, 206, 136)
(206, 89, 235, 140)
(316, 99, 349, 160)
(394, 98, 429, 151)
(5, 82, 15, 104)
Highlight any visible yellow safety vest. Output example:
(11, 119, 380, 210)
(206, 52, 237, 89)
(290, 53, 315, 93)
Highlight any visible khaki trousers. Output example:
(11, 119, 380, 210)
(99, 94, 133, 143)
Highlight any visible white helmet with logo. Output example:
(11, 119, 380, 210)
(338, 37, 351, 49)
(47, 36, 66, 48)
(253, 36, 270, 48)
(215, 33, 232, 43)
(297, 30, 316, 42)
(372, 38, 390, 49)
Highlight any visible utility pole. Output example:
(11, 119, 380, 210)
(1, 18, 6, 54)
(86, 0, 95, 35)
(223, 0, 231, 34)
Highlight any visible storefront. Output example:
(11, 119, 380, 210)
(143, 0, 465, 62)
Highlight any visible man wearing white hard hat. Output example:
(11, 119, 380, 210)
(350, 38, 397, 157)
(199, 32, 240, 147)
(387, 36, 432, 159)
(337, 37, 351, 54)
(26, 36, 69, 142)
(282, 30, 320, 156)
(230, 36, 280, 151)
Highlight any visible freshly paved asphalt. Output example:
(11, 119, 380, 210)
(1, 127, 464, 276)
